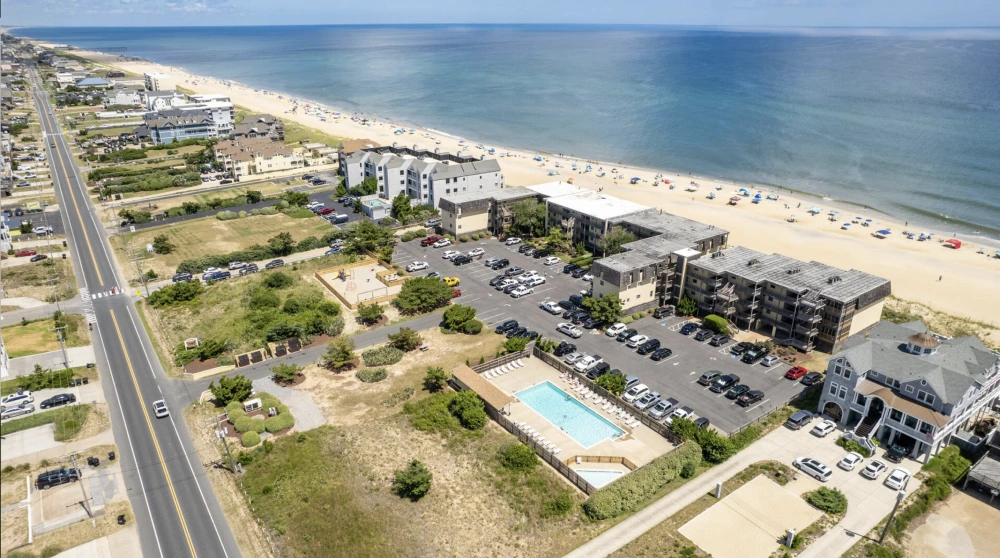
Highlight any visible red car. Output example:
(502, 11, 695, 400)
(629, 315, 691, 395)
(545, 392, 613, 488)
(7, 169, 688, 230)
(451, 289, 462, 298)
(15, 249, 37, 257)
(317, 208, 335, 215)
(785, 366, 809, 380)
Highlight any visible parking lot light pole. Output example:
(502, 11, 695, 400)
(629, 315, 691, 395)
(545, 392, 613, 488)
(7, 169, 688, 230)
(878, 490, 907, 544)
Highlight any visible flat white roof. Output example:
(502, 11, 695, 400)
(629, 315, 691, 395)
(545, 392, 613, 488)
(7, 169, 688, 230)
(545, 190, 649, 221)
(523, 181, 585, 199)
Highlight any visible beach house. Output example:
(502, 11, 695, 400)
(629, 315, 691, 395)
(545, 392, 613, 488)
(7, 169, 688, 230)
(230, 114, 285, 141)
(143, 113, 216, 145)
(817, 320, 1000, 463)
(213, 137, 304, 181)
(144, 72, 177, 91)
(103, 87, 142, 108)
(144, 90, 185, 112)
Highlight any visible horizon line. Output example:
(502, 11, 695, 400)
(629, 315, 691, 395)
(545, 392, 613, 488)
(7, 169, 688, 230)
(6, 23, 1000, 30)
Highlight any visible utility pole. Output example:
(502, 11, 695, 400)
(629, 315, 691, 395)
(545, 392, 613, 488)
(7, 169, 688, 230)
(215, 413, 239, 474)
(69, 454, 93, 518)
(51, 325, 69, 369)
(878, 490, 907, 544)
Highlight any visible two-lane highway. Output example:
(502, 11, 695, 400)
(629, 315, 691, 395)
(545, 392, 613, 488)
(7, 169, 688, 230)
(29, 66, 240, 558)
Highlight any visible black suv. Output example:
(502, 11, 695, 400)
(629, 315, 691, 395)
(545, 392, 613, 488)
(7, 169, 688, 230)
(557, 300, 575, 311)
(637, 339, 661, 355)
(742, 346, 769, 364)
(563, 263, 581, 274)
(517, 244, 534, 253)
(494, 320, 518, 334)
(569, 294, 585, 307)
(533, 249, 551, 259)
(239, 263, 259, 275)
(489, 258, 509, 270)
(649, 347, 673, 361)
(36, 468, 81, 490)
(587, 362, 611, 380)
(694, 329, 713, 342)
(40, 393, 76, 409)
(489, 275, 506, 287)
(172, 272, 192, 283)
(653, 306, 674, 319)
(885, 443, 908, 464)
(506, 327, 528, 339)
(554, 342, 576, 357)
(710, 374, 741, 393)
(453, 255, 473, 265)
(730, 341, 755, 355)
(679, 322, 699, 335)
(265, 259, 284, 269)
(737, 390, 765, 407)
(616, 328, 638, 342)
(571, 268, 589, 278)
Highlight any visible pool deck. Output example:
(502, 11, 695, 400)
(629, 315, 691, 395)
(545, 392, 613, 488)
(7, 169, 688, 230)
(491, 358, 675, 469)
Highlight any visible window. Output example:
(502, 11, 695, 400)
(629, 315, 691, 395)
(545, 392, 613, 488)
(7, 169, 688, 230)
(856, 393, 867, 406)
(904, 415, 918, 429)
(917, 391, 936, 405)
(919, 422, 933, 435)
(834, 364, 843, 377)
(905, 385, 914, 394)
(843, 368, 852, 380)
(838, 386, 847, 400)
(829, 382, 838, 396)
(890, 409, 903, 422)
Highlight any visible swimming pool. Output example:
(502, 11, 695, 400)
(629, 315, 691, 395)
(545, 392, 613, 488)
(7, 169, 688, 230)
(515, 381, 625, 448)
(575, 469, 624, 488)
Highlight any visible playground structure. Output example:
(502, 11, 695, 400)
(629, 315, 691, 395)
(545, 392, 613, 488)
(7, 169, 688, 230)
(315, 257, 410, 309)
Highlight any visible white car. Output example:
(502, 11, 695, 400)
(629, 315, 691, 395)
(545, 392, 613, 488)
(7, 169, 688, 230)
(432, 239, 451, 248)
(563, 352, 584, 364)
(606, 323, 627, 337)
(581, 273, 593, 282)
(228, 261, 248, 270)
(405, 261, 428, 272)
(510, 285, 533, 298)
(574, 355, 602, 372)
(622, 383, 649, 403)
(32, 226, 53, 235)
(203, 267, 222, 275)
(539, 301, 562, 314)
(543, 256, 561, 266)
(505, 237, 522, 245)
(442, 250, 461, 259)
(861, 460, 888, 480)
(1, 392, 34, 411)
(811, 420, 837, 437)
(523, 276, 545, 287)
(467, 248, 485, 257)
(626, 334, 650, 348)
(794, 457, 833, 482)
(884, 467, 911, 490)
(556, 323, 583, 339)
(305, 201, 322, 208)
(152, 400, 169, 419)
(664, 406, 693, 425)
(838, 452, 864, 471)
(761, 355, 781, 367)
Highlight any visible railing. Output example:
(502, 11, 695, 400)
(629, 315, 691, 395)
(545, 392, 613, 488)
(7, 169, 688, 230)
(563, 454, 638, 471)
(471, 345, 534, 374)
(533, 347, 683, 445)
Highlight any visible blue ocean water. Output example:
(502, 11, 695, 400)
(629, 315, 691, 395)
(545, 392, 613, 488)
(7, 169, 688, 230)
(13, 25, 1000, 234)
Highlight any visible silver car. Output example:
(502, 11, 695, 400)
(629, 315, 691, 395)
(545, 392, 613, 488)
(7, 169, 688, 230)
(1, 404, 35, 421)
(563, 352, 584, 364)
(152, 400, 169, 418)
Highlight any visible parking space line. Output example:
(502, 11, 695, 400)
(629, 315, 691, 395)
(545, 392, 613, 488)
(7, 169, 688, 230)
(745, 399, 770, 413)
(656, 354, 680, 365)
(459, 297, 481, 304)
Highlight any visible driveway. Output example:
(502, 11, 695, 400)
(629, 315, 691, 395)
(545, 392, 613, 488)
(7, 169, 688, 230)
(251, 377, 325, 432)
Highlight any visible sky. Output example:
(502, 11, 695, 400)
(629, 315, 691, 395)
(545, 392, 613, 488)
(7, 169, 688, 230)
(2, 0, 1000, 28)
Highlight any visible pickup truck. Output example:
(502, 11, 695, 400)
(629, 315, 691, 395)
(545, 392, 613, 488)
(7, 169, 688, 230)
(421, 235, 442, 247)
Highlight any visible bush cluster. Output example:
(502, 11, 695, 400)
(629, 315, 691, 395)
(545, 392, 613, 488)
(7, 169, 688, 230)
(356, 368, 388, 383)
(583, 442, 702, 520)
(241, 431, 261, 447)
(703, 314, 730, 335)
(233, 416, 266, 434)
(498, 443, 539, 471)
(4, 365, 75, 394)
(671, 418, 760, 464)
(147, 280, 204, 307)
(361, 345, 404, 366)
(807, 487, 848, 514)
(175, 231, 337, 274)
(404, 390, 487, 433)
(836, 437, 872, 457)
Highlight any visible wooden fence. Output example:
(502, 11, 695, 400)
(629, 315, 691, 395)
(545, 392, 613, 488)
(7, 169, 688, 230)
(471, 344, 534, 373)
(532, 346, 684, 446)
(562, 454, 638, 471)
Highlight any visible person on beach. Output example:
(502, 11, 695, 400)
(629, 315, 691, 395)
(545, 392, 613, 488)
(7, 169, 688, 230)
(938, 275, 943, 282)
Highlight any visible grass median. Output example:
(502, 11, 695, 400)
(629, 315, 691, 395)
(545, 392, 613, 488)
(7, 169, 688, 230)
(0, 404, 91, 442)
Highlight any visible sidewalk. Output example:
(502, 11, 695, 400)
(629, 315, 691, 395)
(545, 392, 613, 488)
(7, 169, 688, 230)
(50, 524, 141, 558)
(4, 346, 96, 378)
(1, 428, 115, 466)
(0, 296, 83, 323)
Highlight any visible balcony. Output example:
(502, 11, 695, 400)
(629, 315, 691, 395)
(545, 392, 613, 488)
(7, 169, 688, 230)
(763, 302, 796, 318)
(794, 323, 819, 336)
(714, 303, 737, 315)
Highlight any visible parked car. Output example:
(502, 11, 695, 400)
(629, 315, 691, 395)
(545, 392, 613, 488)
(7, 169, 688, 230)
(442, 250, 461, 260)
(693, 329, 713, 342)
(649, 347, 673, 361)
(505, 237, 522, 245)
(569, 294, 585, 307)
(838, 452, 864, 471)
(885, 443, 909, 464)
(543, 256, 561, 266)
(443, 276, 460, 287)
(204, 271, 231, 281)
(648, 397, 679, 419)
(172, 272, 193, 283)
(737, 389, 765, 407)
(556, 323, 583, 339)
(761, 355, 781, 367)
(489, 275, 506, 287)
(725, 384, 751, 400)
(569, 311, 590, 325)
(14, 249, 36, 257)
(518, 244, 534, 253)
(35, 468, 81, 490)
(523, 275, 546, 287)
(489, 258, 510, 270)
(710, 374, 741, 393)
(239, 264, 259, 275)
(574, 355, 603, 373)
(624, 375, 641, 391)
(553, 342, 576, 357)
(730, 341, 755, 355)
(653, 306, 674, 319)
(467, 248, 485, 257)
(563, 352, 584, 364)
(664, 406, 694, 426)
(453, 255, 473, 266)
(421, 235, 442, 246)
(452, 289, 462, 298)
(432, 239, 452, 248)
(1, 404, 35, 420)
(811, 420, 837, 437)
(510, 285, 533, 298)
(785, 410, 814, 430)
(693, 417, 711, 430)
(152, 400, 169, 418)
(709, 334, 730, 347)
(502, 282, 521, 294)
(626, 334, 649, 348)
(793, 457, 832, 482)
(571, 268, 589, 279)
(533, 249, 551, 259)
(785, 366, 809, 380)
(427, 271, 441, 278)
(605, 323, 627, 337)
(801, 372, 824, 386)
(884, 468, 911, 490)
(505, 266, 525, 277)
(496, 278, 518, 291)
(30, 254, 48, 262)
(1, 391, 34, 411)
(622, 383, 649, 403)
(634, 391, 662, 410)
(40, 394, 76, 409)
(697, 370, 721, 386)
(405, 261, 428, 272)
(32, 226, 52, 235)
(679, 322, 699, 335)
(540, 301, 562, 314)
(581, 317, 602, 330)
(741, 346, 769, 364)
(860, 460, 888, 480)
(587, 362, 611, 380)
(318, 207, 335, 215)
(636, 339, 661, 355)
(228, 261, 247, 270)
(506, 327, 528, 339)
(495, 320, 518, 334)
(563, 263, 581, 274)
(616, 328, 638, 342)
(424, 218, 441, 227)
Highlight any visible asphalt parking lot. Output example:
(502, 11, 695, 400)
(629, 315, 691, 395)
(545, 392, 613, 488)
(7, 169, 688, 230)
(393, 237, 809, 434)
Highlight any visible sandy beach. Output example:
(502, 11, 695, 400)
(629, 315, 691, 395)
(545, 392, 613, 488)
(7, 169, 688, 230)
(61, 48, 1000, 332)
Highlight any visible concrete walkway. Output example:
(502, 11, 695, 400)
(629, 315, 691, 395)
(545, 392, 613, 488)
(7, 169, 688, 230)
(564, 424, 923, 558)
(4, 346, 96, 378)
(0, 296, 53, 309)
(50, 524, 141, 558)
(1, 429, 115, 467)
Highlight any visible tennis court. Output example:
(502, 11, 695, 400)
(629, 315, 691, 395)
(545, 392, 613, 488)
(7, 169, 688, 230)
(679, 475, 822, 558)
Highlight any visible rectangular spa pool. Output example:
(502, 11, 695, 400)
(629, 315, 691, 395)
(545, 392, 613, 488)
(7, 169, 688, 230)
(575, 469, 624, 488)
(515, 381, 625, 448)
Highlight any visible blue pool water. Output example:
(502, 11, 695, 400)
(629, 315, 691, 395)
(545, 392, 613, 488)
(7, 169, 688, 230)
(575, 469, 625, 489)
(515, 382, 625, 448)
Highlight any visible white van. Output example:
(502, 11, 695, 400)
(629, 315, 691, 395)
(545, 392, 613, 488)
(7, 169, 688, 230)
(794, 457, 833, 482)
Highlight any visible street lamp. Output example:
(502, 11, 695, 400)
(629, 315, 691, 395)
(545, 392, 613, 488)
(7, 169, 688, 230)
(878, 490, 907, 544)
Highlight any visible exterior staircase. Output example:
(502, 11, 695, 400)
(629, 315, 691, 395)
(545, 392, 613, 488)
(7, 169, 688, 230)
(850, 404, 884, 454)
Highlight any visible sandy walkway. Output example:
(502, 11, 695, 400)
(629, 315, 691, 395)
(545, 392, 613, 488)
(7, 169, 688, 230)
(59, 48, 1000, 330)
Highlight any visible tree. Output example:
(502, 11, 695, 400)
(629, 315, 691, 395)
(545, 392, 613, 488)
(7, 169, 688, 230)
(357, 176, 378, 196)
(676, 295, 697, 317)
(357, 301, 385, 326)
(595, 373, 627, 395)
(343, 220, 395, 256)
(510, 199, 546, 237)
(152, 234, 175, 254)
(499, 443, 539, 471)
(268, 231, 296, 256)
(335, 182, 348, 197)
(181, 201, 202, 214)
(209, 374, 254, 405)
(423, 366, 449, 392)
(582, 294, 622, 325)
(388, 327, 423, 351)
(504, 336, 530, 354)
(283, 191, 309, 207)
(544, 228, 571, 253)
(391, 191, 412, 223)
(448, 390, 487, 430)
(353, 199, 362, 213)
(322, 336, 357, 370)
(393, 276, 454, 314)
(19, 221, 33, 234)
(245, 190, 263, 204)
(442, 304, 477, 330)
(703, 315, 730, 335)
(393, 459, 432, 501)
(596, 227, 637, 256)
(272, 363, 301, 383)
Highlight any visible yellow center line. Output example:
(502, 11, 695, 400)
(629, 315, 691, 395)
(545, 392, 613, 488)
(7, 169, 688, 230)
(35, 76, 105, 285)
(109, 309, 198, 558)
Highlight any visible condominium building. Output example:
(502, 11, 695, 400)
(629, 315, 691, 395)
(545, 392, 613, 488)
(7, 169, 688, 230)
(231, 114, 285, 142)
(143, 113, 216, 145)
(818, 320, 1000, 463)
(144, 90, 185, 112)
(144, 72, 177, 91)
(680, 245, 890, 352)
(103, 88, 142, 107)
(544, 190, 650, 253)
(436, 181, 586, 237)
(339, 142, 504, 207)
(214, 137, 304, 181)
(174, 100, 235, 134)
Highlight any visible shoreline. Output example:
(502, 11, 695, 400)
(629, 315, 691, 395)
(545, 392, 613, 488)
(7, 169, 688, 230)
(32, 43, 1000, 332)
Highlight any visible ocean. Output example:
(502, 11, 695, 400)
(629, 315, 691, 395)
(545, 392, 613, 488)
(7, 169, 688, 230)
(11, 25, 1000, 235)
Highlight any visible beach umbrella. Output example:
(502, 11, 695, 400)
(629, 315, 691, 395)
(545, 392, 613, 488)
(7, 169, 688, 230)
(843, 223, 851, 227)
(631, 177, 641, 182)
(808, 206, 822, 214)
(877, 229, 891, 235)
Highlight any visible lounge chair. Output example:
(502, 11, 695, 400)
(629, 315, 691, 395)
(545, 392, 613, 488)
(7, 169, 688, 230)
(553, 448, 562, 455)
(515, 359, 523, 367)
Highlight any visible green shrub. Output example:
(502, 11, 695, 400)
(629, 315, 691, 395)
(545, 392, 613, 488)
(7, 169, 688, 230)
(459, 235, 469, 243)
(251, 208, 261, 216)
(631, 312, 643, 320)
(836, 437, 872, 457)
(448, 390, 487, 430)
(443, 304, 477, 330)
(40, 545, 64, 558)
(498, 443, 539, 471)
(361, 345, 404, 366)
(703, 314, 730, 335)
(462, 319, 483, 334)
(413, 228, 427, 237)
(216, 210, 238, 221)
(583, 442, 702, 520)
(503, 336, 530, 354)
(807, 487, 848, 514)
(923, 445, 971, 483)
(264, 412, 295, 433)
(393, 459, 432, 501)
(241, 431, 261, 447)
(401, 232, 415, 242)
(232, 416, 254, 433)
(680, 461, 697, 479)
(238, 210, 247, 218)
(541, 491, 574, 517)
(621, 316, 634, 325)
(356, 368, 388, 383)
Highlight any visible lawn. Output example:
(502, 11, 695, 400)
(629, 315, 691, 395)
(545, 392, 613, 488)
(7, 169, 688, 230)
(0, 314, 89, 358)
(0, 258, 77, 301)
(138, 181, 306, 215)
(115, 212, 334, 278)
(0, 404, 91, 442)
